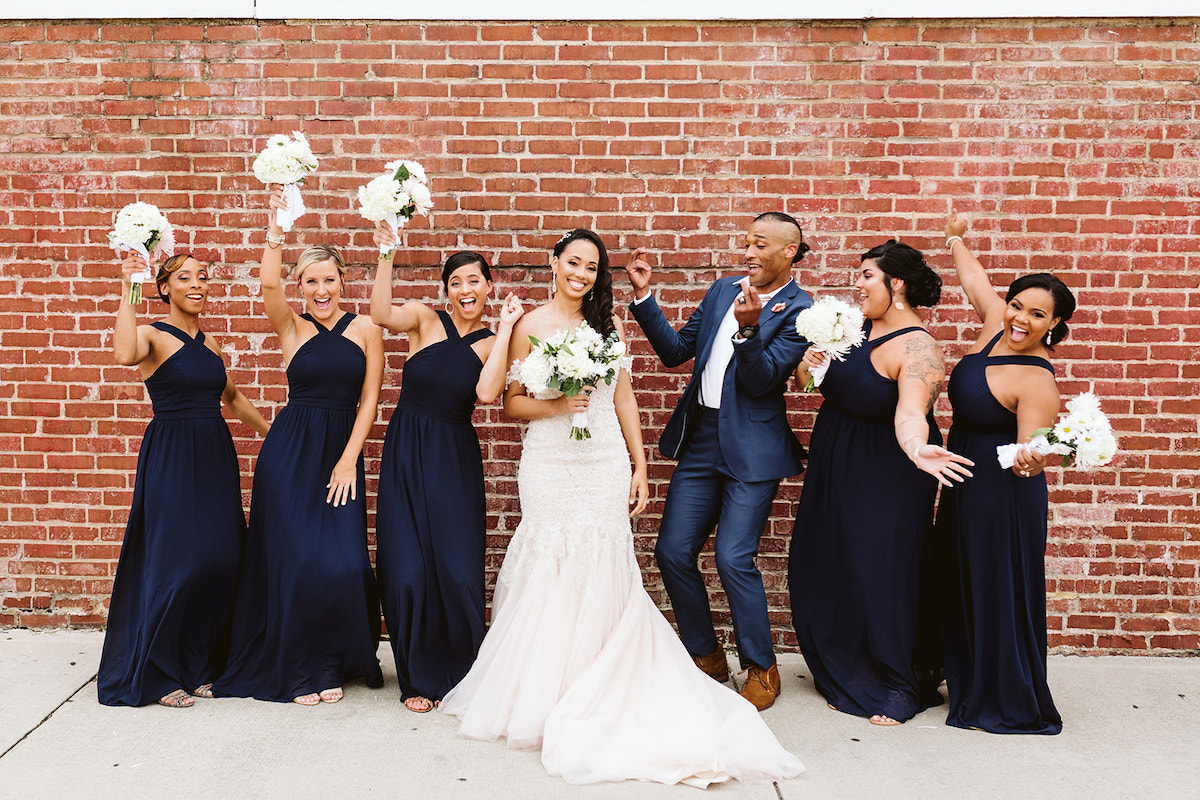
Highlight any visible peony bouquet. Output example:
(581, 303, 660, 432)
(108, 202, 176, 305)
(996, 391, 1118, 470)
(357, 159, 433, 256)
(793, 296, 866, 391)
(252, 131, 318, 232)
(513, 323, 626, 440)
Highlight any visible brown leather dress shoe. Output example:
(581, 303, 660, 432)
(739, 662, 781, 710)
(692, 647, 730, 683)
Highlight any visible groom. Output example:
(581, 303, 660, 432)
(626, 212, 812, 711)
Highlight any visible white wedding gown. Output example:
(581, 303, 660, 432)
(439, 368, 805, 787)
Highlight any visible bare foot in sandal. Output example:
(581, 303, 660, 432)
(319, 687, 343, 704)
(158, 689, 194, 708)
(404, 696, 434, 713)
(190, 683, 214, 699)
(870, 714, 901, 726)
(293, 693, 321, 706)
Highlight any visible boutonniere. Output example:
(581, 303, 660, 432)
(771, 301, 786, 313)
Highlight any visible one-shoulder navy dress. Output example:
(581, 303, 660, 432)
(376, 310, 494, 702)
(98, 322, 247, 706)
(934, 331, 1062, 734)
(216, 312, 383, 702)
(788, 322, 943, 722)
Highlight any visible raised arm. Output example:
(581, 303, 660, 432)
(611, 317, 649, 517)
(945, 210, 1005, 323)
(893, 334, 973, 487)
(326, 319, 384, 506)
(113, 254, 154, 367)
(261, 187, 299, 342)
(369, 221, 427, 334)
(476, 292, 524, 404)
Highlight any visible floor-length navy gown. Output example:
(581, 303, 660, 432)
(789, 323, 943, 722)
(216, 312, 382, 701)
(98, 322, 247, 706)
(376, 310, 494, 702)
(934, 331, 1062, 734)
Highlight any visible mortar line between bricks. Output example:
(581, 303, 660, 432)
(0, 672, 97, 761)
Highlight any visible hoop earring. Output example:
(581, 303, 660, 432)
(445, 300, 453, 316)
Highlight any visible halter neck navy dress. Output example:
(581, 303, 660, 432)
(98, 322, 246, 706)
(376, 310, 494, 702)
(934, 331, 1062, 734)
(216, 312, 382, 701)
(788, 322, 943, 722)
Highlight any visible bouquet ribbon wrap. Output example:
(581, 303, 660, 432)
(996, 436, 1071, 469)
(276, 183, 306, 232)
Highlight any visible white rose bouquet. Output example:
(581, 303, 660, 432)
(252, 131, 319, 232)
(793, 296, 866, 391)
(513, 323, 626, 440)
(108, 202, 176, 305)
(357, 159, 433, 256)
(996, 391, 1118, 470)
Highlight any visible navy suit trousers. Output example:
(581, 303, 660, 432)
(654, 407, 779, 670)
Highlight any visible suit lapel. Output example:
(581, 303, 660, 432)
(755, 280, 800, 338)
(694, 278, 740, 373)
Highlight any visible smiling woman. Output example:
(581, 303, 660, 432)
(213, 189, 386, 706)
(369, 222, 523, 713)
(98, 251, 271, 709)
(933, 211, 1077, 735)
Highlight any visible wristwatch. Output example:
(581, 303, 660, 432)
(735, 324, 760, 340)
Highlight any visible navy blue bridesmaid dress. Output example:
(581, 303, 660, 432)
(98, 322, 247, 706)
(375, 310, 494, 702)
(934, 331, 1062, 734)
(216, 312, 383, 701)
(789, 323, 943, 722)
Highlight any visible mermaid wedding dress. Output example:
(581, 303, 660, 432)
(439, 360, 805, 787)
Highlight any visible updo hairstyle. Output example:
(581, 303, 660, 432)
(862, 240, 942, 308)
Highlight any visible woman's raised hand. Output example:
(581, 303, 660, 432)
(121, 254, 150, 288)
(373, 219, 399, 253)
(944, 209, 968, 239)
(498, 292, 524, 330)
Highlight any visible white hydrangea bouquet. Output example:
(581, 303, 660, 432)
(108, 201, 176, 305)
(252, 131, 319, 232)
(793, 296, 866, 391)
(357, 159, 433, 256)
(996, 392, 1118, 470)
(513, 323, 626, 440)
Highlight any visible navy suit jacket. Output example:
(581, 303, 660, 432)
(630, 276, 812, 483)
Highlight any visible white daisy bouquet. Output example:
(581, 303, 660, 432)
(793, 296, 866, 391)
(357, 159, 433, 256)
(996, 392, 1118, 470)
(513, 323, 626, 440)
(108, 202, 176, 305)
(252, 131, 319, 232)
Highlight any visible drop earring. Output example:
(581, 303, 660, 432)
(551, 272, 557, 297)
(895, 301, 905, 310)
(1045, 331, 1052, 346)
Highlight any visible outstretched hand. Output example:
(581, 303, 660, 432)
(945, 208, 968, 239)
(911, 443, 974, 487)
(625, 248, 652, 299)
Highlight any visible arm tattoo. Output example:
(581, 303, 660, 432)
(902, 336, 947, 415)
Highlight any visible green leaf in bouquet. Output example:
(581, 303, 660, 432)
(528, 335, 542, 347)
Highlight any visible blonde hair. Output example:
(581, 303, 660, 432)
(155, 253, 198, 303)
(294, 245, 346, 280)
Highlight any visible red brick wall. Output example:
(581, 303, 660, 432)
(1, 19, 1196, 653)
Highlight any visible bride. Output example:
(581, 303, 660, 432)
(439, 229, 805, 787)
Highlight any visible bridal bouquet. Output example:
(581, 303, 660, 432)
(108, 202, 176, 305)
(996, 392, 1118, 470)
(514, 323, 626, 440)
(793, 296, 865, 391)
(252, 131, 319, 232)
(357, 159, 433, 256)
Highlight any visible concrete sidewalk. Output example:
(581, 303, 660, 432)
(1, 629, 1196, 799)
